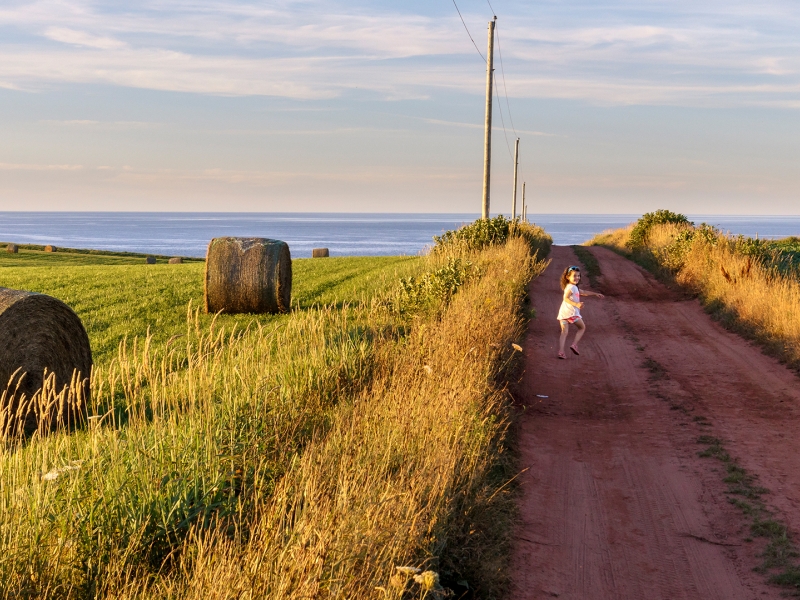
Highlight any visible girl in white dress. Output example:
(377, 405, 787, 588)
(557, 265, 604, 359)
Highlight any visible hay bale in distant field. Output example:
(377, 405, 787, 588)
(204, 237, 291, 314)
(44, 245, 56, 253)
(168, 257, 183, 264)
(312, 248, 330, 258)
(6, 244, 18, 254)
(0, 288, 92, 436)
(145, 256, 156, 264)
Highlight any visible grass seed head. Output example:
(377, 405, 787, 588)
(413, 570, 440, 591)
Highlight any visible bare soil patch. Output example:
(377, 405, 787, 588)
(512, 245, 800, 599)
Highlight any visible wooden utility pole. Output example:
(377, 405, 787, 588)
(481, 19, 496, 220)
(512, 138, 519, 219)
(522, 182, 527, 221)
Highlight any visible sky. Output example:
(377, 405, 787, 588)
(1, 0, 800, 214)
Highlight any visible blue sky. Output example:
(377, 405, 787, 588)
(1, 0, 800, 213)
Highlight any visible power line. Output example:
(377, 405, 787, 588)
(494, 22, 518, 138)
(493, 74, 514, 160)
(451, 0, 486, 62)
(485, 0, 497, 17)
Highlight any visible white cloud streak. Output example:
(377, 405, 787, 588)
(0, 162, 84, 170)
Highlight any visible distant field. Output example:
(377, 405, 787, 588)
(0, 243, 199, 265)
(0, 248, 421, 363)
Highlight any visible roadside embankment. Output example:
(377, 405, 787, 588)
(590, 211, 800, 369)
(0, 218, 551, 599)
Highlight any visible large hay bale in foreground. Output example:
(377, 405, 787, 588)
(204, 237, 292, 314)
(44, 245, 56, 253)
(6, 244, 18, 254)
(0, 288, 92, 435)
(145, 256, 156, 264)
(312, 248, 329, 258)
(168, 257, 183, 264)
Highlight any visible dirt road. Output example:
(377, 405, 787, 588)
(511, 245, 800, 599)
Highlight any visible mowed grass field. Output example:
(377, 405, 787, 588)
(0, 247, 421, 364)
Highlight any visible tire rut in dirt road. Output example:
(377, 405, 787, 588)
(511, 245, 798, 599)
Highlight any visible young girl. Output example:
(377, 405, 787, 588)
(557, 265, 603, 359)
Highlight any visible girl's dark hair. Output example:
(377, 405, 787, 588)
(560, 266, 580, 290)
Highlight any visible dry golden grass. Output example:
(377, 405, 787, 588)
(675, 237, 800, 365)
(590, 222, 800, 368)
(100, 238, 543, 599)
(586, 225, 631, 249)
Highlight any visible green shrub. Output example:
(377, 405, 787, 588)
(660, 223, 719, 270)
(628, 210, 692, 249)
(433, 216, 552, 257)
(764, 236, 800, 276)
(397, 257, 475, 314)
(433, 216, 512, 252)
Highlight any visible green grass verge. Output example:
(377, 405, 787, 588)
(0, 255, 421, 364)
(571, 245, 601, 286)
(696, 435, 800, 593)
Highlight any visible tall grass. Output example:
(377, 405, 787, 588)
(0, 225, 551, 598)
(590, 218, 800, 368)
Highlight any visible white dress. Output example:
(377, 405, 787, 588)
(557, 284, 581, 322)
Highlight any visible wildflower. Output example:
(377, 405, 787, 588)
(413, 570, 440, 591)
(395, 566, 421, 575)
(42, 470, 60, 481)
(41, 461, 82, 482)
(512, 343, 523, 352)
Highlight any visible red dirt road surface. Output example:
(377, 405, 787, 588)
(512, 245, 800, 599)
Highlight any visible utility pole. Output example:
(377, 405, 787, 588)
(522, 182, 526, 222)
(511, 138, 519, 219)
(481, 18, 496, 220)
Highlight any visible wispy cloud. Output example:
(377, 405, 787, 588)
(44, 26, 126, 49)
(0, 162, 84, 170)
(39, 119, 157, 129)
(1, 0, 800, 106)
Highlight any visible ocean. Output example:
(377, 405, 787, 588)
(0, 213, 798, 258)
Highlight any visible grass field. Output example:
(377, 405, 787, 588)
(0, 222, 552, 599)
(0, 248, 421, 364)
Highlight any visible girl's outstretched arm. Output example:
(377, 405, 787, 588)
(581, 289, 605, 299)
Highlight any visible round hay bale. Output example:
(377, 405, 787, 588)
(168, 257, 183, 264)
(312, 248, 330, 258)
(44, 245, 56, 253)
(0, 288, 92, 435)
(6, 244, 18, 254)
(204, 237, 291, 314)
(145, 256, 156, 264)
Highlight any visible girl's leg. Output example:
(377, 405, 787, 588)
(572, 319, 586, 348)
(559, 321, 569, 355)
